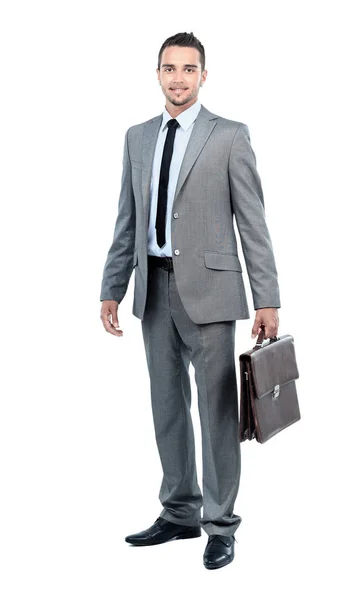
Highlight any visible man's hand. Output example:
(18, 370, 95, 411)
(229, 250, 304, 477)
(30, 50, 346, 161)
(251, 308, 279, 340)
(100, 300, 123, 337)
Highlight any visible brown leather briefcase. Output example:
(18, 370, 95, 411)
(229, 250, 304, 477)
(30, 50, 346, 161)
(238, 325, 300, 443)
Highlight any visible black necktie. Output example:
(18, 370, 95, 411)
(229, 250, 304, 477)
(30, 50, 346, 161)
(155, 118, 180, 248)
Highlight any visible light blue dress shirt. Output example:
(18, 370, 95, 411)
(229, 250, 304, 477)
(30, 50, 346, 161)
(147, 100, 201, 257)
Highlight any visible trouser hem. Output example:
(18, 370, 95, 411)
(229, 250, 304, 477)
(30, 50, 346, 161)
(201, 517, 242, 537)
(159, 509, 201, 528)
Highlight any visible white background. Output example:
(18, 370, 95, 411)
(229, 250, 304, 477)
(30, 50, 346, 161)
(1, 0, 353, 597)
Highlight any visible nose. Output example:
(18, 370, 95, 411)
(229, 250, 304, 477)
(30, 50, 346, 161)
(172, 71, 187, 83)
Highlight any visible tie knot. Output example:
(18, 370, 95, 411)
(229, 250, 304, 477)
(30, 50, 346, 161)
(166, 118, 180, 130)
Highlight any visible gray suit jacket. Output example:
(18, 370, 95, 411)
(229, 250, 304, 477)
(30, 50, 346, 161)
(100, 104, 281, 324)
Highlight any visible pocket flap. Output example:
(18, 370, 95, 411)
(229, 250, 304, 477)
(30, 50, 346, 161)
(204, 251, 242, 272)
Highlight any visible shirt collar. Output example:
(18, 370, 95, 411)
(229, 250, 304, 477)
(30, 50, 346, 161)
(161, 100, 201, 133)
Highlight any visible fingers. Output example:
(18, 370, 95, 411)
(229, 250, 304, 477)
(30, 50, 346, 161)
(264, 324, 277, 339)
(251, 310, 279, 339)
(267, 313, 279, 339)
(251, 321, 261, 339)
(103, 314, 123, 336)
(251, 325, 261, 339)
(100, 301, 123, 337)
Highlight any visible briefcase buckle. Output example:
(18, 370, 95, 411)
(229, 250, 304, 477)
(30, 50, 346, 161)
(272, 384, 280, 399)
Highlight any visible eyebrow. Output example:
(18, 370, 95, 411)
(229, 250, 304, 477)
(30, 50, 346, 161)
(161, 63, 199, 68)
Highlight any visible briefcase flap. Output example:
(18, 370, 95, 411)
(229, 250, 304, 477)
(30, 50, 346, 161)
(244, 335, 299, 399)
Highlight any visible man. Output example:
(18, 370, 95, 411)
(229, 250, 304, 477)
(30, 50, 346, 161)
(100, 32, 280, 570)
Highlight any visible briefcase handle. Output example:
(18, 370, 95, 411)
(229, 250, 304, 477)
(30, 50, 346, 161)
(254, 324, 279, 350)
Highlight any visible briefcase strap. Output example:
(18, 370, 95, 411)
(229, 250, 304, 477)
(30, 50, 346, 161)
(253, 324, 279, 350)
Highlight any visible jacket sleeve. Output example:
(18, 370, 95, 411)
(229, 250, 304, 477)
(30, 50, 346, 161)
(100, 127, 136, 303)
(228, 123, 281, 310)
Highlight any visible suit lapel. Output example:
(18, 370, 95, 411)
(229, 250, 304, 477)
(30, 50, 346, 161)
(141, 104, 218, 224)
(173, 104, 218, 205)
(142, 114, 162, 222)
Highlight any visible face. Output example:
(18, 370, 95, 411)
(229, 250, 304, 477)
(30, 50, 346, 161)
(157, 45, 207, 113)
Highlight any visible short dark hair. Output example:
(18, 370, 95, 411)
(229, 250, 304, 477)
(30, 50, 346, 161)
(157, 32, 205, 72)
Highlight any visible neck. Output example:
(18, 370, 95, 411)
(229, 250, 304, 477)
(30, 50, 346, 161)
(165, 97, 198, 118)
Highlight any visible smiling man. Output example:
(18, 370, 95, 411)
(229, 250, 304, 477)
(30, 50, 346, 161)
(100, 32, 281, 570)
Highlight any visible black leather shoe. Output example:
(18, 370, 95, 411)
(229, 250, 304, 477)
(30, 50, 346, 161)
(203, 534, 235, 569)
(125, 517, 201, 546)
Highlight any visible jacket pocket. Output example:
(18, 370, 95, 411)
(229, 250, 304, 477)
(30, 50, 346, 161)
(204, 251, 242, 272)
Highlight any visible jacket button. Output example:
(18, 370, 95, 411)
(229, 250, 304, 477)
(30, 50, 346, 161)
(173, 212, 179, 218)
(174, 249, 180, 256)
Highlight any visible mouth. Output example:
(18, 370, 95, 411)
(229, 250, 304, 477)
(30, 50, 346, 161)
(170, 88, 187, 92)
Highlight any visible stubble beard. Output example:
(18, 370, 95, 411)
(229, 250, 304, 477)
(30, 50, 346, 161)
(163, 86, 200, 107)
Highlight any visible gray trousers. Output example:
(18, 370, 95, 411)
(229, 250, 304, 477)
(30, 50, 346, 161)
(141, 260, 242, 536)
